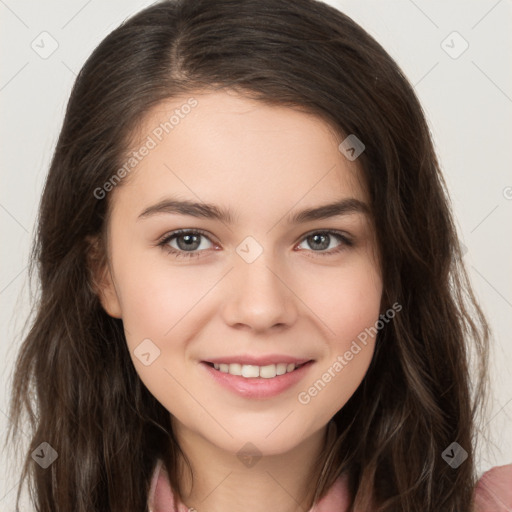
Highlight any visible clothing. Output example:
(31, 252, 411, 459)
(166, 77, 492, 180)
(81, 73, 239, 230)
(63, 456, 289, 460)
(474, 464, 512, 511)
(147, 458, 512, 512)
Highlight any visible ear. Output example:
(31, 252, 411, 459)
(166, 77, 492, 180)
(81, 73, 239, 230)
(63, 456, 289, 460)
(86, 235, 122, 319)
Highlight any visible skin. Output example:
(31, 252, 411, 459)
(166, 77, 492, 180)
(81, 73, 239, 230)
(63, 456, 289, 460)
(94, 89, 383, 512)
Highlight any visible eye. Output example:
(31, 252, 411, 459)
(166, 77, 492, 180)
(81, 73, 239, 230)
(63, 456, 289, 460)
(157, 229, 216, 259)
(296, 230, 353, 256)
(157, 229, 353, 260)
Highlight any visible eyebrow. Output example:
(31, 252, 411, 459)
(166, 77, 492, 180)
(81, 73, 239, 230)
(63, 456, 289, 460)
(137, 197, 370, 224)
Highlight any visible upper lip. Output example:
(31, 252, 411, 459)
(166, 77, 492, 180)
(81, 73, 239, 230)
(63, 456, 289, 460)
(203, 355, 313, 366)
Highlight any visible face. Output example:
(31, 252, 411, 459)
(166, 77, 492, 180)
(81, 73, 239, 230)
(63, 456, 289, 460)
(95, 89, 382, 457)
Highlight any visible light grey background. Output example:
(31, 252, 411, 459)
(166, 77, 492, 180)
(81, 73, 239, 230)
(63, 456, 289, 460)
(1, 0, 511, 509)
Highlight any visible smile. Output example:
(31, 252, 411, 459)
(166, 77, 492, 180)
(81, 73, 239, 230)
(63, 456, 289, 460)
(201, 360, 315, 399)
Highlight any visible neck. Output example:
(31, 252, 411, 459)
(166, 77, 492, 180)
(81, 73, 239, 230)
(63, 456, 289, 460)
(170, 421, 333, 512)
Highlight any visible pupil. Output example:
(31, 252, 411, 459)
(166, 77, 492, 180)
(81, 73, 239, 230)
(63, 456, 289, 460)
(311, 233, 328, 250)
(179, 234, 199, 250)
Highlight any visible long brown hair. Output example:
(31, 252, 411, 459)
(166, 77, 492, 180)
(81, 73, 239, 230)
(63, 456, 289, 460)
(6, 0, 490, 510)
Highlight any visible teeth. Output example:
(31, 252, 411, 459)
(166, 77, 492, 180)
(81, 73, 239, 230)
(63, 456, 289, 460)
(276, 363, 287, 375)
(242, 365, 260, 378)
(212, 362, 300, 378)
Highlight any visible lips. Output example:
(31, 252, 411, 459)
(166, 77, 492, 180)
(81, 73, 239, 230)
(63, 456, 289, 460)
(201, 359, 315, 399)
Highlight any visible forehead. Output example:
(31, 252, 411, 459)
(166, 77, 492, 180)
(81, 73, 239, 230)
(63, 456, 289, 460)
(112, 90, 368, 218)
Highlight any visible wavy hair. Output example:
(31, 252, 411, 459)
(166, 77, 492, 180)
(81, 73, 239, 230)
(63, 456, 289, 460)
(6, 0, 490, 510)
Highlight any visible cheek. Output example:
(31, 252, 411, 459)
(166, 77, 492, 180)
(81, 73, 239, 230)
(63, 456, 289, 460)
(305, 255, 382, 343)
(114, 254, 213, 346)
(113, 264, 203, 410)
(297, 308, 380, 424)
(297, 259, 381, 413)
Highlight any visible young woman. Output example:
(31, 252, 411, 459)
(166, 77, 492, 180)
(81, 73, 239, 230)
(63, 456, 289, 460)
(6, 0, 511, 511)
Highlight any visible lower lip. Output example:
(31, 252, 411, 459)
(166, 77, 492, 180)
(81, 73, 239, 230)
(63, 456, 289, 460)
(200, 361, 314, 399)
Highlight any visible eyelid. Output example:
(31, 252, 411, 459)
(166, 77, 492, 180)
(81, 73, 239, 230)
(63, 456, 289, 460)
(156, 228, 216, 246)
(298, 228, 353, 243)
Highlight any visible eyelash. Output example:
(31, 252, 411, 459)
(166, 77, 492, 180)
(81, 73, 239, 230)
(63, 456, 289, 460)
(157, 228, 353, 260)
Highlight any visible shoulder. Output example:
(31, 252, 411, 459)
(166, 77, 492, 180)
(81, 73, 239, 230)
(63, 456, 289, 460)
(473, 463, 512, 512)
(148, 459, 191, 512)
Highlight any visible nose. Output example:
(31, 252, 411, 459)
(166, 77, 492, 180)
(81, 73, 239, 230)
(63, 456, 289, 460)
(220, 252, 298, 333)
